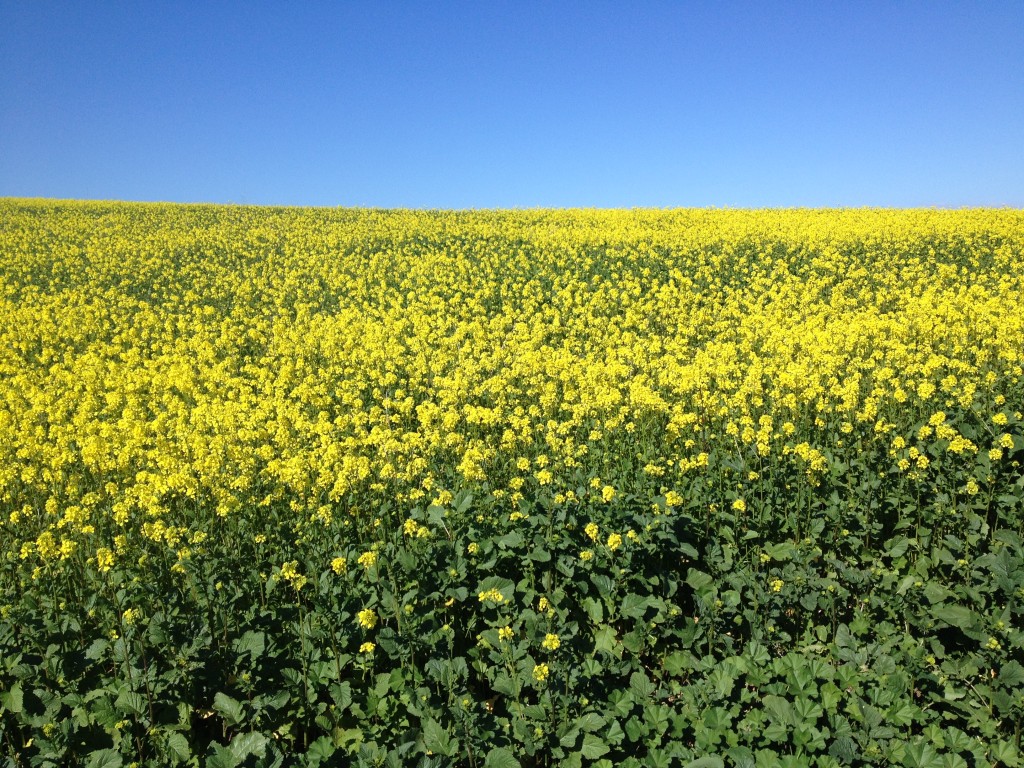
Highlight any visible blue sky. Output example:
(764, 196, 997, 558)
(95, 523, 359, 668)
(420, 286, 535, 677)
(2, 1, 1022, 208)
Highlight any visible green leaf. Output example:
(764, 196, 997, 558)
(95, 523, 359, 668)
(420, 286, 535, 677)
(229, 732, 268, 760)
(423, 718, 457, 757)
(686, 569, 714, 591)
(991, 740, 1020, 768)
(166, 732, 190, 763)
(764, 542, 798, 561)
(726, 747, 755, 768)
(620, 593, 651, 619)
(593, 625, 620, 657)
(763, 694, 795, 726)
(114, 690, 147, 717)
(86, 749, 124, 768)
(497, 531, 525, 549)
(684, 758, 725, 768)
(591, 573, 615, 598)
(576, 713, 606, 732)
(235, 630, 266, 660)
(492, 673, 518, 697)
(528, 546, 551, 562)
(85, 639, 109, 661)
(629, 670, 656, 699)
(903, 740, 943, 768)
(999, 661, 1024, 687)
(932, 605, 976, 628)
(484, 746, 522, 768)
(0, 682, 23, 714)
(581, 734, 609, 760)
(582, 597, 603, 623)
(306, 736, 336, 765)
(206, 743, 240, 768)
(213, 692, 245, 726)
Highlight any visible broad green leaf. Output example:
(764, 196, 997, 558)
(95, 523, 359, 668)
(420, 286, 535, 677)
(422, 718, 457, 756)
(305, 736, 336, 765)
(999, 661, 1024, 687)
(484, 747, 521, 768)
(235, 630, 266, 660)
(593, 625, 620, 657)
(629, 670, 656, 699)
(580, 734, 609, 760)
(991, 740, 1020, 768)
(763, 694, 795, 726)
(213, 692, 245, 726)
(166, 732, 190, 763)
(932, 605, 976, 628)
(0, 683, 23, 714)
(114, 690, 146, 717)
(85, 639, 108, 661)
(576, 713, 606, 732)
(620, 593, 650, 619)
(206, 743, 240, 768)
(686, 569, 714, 591)
(582, 597, 603, 623)
(903, 740, 943, 768)
(86, 749, 124, 768)
(684, 758, 725, 768)
(229, 731, 268, 760)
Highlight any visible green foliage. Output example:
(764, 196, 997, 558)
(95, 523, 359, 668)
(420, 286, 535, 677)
(2, 205, 1024, 765)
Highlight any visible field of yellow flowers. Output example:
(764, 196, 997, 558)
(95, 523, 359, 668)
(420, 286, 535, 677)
(2, 200, 1024, 767)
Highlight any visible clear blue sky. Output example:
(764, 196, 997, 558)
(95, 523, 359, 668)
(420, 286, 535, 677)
(2, 1, 1022, 208)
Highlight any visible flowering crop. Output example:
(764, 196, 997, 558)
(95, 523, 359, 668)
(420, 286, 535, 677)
(1, 201, 1023, 765)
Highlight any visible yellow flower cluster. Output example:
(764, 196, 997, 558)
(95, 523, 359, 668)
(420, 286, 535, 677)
(279, 560, 307, 590)
(1, 201, 1022, 587)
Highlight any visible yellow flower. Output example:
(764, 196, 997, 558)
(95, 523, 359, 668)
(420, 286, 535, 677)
(357, 608, 378, 629)
(498, 626, 514, 642)
(732, 499, 746, 513)
(579, 549, 594, 562)
(95, 547, 115, 573)
(358, 550, 377, 569)
(601, 485, 616, 502)
(770, 579, 784, 593)
(606, 533, 622, 551)
(541, 633, 560, 651)
(122, 608, 142, 626)
(584, 522, 599, 541)
(478, 588, 504, 604)
(467, 542, 479, 555)
(664, 490, 683, 507)
(331, 556, 347, 575)
(532, 663, 550, 682)
(359, 642, 375, 654)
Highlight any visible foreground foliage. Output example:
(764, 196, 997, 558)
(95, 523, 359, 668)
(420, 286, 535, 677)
(1, 201, 1024, 767)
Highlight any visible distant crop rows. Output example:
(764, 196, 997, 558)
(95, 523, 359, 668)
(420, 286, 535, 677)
(1, 201, 1023, 767)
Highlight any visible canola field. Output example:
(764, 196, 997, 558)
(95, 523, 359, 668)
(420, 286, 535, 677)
(1, 200, 1024, 767)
